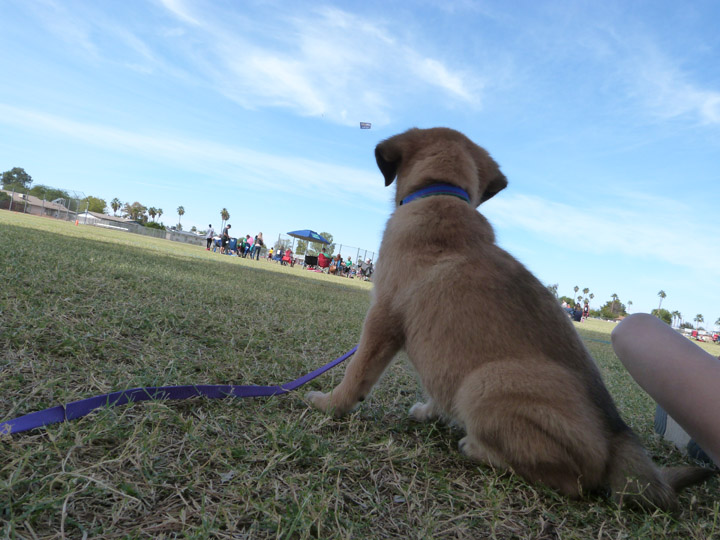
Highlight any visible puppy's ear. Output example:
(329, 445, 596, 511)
(375, 138, 402, 186)
(480, 169, 508, 203)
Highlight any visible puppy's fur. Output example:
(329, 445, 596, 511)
(307, 127, 712, 511)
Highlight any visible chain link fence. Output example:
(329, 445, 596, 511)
(1, 188, 205, 246)
(274, 233, 376, 263)
(272, 234, 376, 279)
(0, 188, 85, 222)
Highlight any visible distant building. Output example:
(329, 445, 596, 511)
(76, 211, 135, 230)
(0, 190, 70, 217)
(75, 210, 204, 245)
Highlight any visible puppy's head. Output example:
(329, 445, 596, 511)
(375, 127, 507, 207)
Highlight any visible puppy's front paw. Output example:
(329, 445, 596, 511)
(305, 390, 331, 413)
(305, 390, 355, 417)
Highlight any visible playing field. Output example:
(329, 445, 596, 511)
(1, 211, 717, 539)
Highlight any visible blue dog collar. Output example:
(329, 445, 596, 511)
(399, 183, 471, 206)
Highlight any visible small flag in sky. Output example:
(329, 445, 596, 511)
(360, 122, 372, 129)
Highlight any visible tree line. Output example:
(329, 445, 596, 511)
(3, 168, 334, 246)
(547, 284, 716, 330)
(647, 290, 710, 331)
(1, 167, 180, 230)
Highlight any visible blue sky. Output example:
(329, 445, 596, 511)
(1, 0, 718, 329)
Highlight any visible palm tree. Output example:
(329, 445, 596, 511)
(694, 314, 704, 330)
(610, 293, 619, 314)
(581, 289, 590, 305)
(627, 300, 633, 313)
(110, 197, 121, 216)
(573, 285, 579, 299)
(220, 208, 230, 230)
(177, 206, 185, 227)
(657, 290, 666, 310)
(715, 317, 720, 330)
(148, 207, 157, 222)
(121, 202, 132, 219)
(157, 208, 163, 222)
(671, 310, 681, 327)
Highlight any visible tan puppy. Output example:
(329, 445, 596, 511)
(306, 127, 712, 511)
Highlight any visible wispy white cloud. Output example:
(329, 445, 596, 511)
(410, 57, 477, 102)
(156, 3, 484, 125)
(0, 104, 384, 207)
(555, 13, 720, 128)
(26, 0, 100, 58)
(19, 1, 182, 77)
(499, 6, 720, 130)
(623, 43, 720, 126)
(484, 192, 719, 275)
(156, 0, 201, 26)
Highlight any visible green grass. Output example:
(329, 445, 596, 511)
(1, 211, 718, 539)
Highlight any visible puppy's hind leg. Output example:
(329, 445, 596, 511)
(458, 435, 509, 470)
(306, 303, 402, 417)
(409, 398, 442, 423)
(455, 361, 610, 499)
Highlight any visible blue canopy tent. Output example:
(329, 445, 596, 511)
(287, 229, 330, 245)
(287, 230, 330, 266)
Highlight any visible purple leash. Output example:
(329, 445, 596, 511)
(1, 346, 357, 435)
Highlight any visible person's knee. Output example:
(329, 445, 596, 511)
(611, 313, 656, 348)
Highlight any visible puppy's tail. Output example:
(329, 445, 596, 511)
(607, 430, 715, 512)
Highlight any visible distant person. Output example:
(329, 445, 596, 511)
(582, 303, 589, 322)
(243, 235, 253, 258)
(361, 258, 374, 280)
(221, 224, 231, 254)
(318, 250, 332, 271)
(329, 254, 341, 275)
(252, 233, 264, 260)
(612, 313, 720, 467)
(205, 224, 215, 250)
(569, 303, 581, 322)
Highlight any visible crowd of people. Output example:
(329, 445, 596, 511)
(266, 246, 297, 266)
(202, 224, 374, 280)
(562, 300, 589, 322)
(315, 251, 374, 280)
(204, 224, 266, 260)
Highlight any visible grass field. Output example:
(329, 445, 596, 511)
(1, 211, 718, 539)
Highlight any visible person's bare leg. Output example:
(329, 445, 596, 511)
(611, 313, 720, 466)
